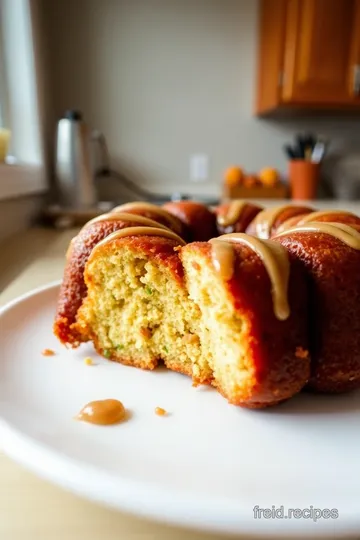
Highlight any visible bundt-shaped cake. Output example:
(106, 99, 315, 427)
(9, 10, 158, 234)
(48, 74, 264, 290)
(53, 198, 360, 408)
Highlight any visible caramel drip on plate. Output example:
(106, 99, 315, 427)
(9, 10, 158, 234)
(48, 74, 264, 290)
(275, 222, 360, 250)
(82, 212, 170, 231)
(252, 205, 301, 239)
(111, 202, 181, 231)
(296, 209, 359, 225)
(75, 399, 126, 425)
(217, 200, 247, 227)
(210, 233, 290, 320)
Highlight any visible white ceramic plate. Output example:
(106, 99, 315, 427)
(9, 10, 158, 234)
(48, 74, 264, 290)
(0, 282, 360, 538)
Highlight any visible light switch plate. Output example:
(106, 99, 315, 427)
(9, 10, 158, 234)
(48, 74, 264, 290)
(190, 154, 208, 182)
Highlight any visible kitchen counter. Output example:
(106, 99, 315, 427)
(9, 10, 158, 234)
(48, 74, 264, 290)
(1, 200, 360, 540)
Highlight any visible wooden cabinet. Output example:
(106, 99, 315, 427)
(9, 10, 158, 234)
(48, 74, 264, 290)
(255, 0, 360, 114)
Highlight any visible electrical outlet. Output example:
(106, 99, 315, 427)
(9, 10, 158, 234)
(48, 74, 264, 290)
(190, 154, 208, 182)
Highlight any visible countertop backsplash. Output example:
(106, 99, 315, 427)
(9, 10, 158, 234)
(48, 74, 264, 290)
(322, 152, 360, 200)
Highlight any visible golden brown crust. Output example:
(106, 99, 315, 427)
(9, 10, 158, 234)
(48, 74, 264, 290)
(162, 201, 218, 241)
(85, 318, 209, 382)
(274, 213, 314, 234)
(214, 202, 263, 235)
(246, 205, 314, 238)
(274, 231, 360, 393)
(162, 360, 195, 380)
(92, 343, 197, 380)
(181, 242, 310, 408)
(111, 204, 187, 238)
(94, 345, 159, 371)
(293, 211, 360, 231)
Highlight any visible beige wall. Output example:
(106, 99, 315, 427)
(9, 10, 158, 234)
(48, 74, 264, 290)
(0, 195, 43, 245)
(41, 0, 360, 199)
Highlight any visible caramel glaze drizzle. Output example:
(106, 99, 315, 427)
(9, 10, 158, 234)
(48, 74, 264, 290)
(276, 209, 360, 235)
(295, 209, 359, 225)
(274, 222, 360, 251)
(82, 212, 171, 231)
(66, 213, 171, 260)
(275, 214, 310, 235)
(88, 226, 186, 263)
(209, 233, 290, 321)
(111, 202, 182, 232)
(216, 200, 247, 227)
(75, 399, 126, 425)
(252, 205, 306, 239)
(209, 240, 235, 281)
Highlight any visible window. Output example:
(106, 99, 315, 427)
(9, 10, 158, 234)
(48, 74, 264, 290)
(0, 0, 46, 200)
(0, 24, 9, 130)
(0, 13, 11, 165)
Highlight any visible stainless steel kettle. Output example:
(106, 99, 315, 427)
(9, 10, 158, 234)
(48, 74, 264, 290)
(55, 110, 109, 208)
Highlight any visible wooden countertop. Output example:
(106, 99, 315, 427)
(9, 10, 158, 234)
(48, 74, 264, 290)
(0, 227, 230, 540)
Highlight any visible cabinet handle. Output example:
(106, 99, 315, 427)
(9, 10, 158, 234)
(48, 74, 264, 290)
(353, 65, 360, 96)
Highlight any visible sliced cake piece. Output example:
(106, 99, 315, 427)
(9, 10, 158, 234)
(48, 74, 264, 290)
(274, 222, 360, 393)
(54, 212, 175, 347)
(180, 234, 311, 408)
(75, 226, 310, 408)
(75, 227, 212, 383)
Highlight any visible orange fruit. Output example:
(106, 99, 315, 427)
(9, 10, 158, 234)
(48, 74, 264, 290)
(223, 166, 245, 187)
(258, 167, 279, 187)
(243, 174, 259, 188)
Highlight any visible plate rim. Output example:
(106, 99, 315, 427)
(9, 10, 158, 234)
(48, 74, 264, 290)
(0, 279, 62, 313)
(1, 281, 360, 538)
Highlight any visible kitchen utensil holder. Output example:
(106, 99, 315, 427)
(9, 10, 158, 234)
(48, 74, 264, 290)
(289, 160, 320, 201)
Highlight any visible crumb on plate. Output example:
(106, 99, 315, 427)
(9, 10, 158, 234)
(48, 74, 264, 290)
(42, 348, 55, 356)
(295, 346, 309, 359)
(84, 357, 94, 366)
(155, 407, 167, 416)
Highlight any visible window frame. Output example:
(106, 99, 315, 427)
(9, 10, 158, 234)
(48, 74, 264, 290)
(0, 0, 47, 201)
(0, 20, 9, 129)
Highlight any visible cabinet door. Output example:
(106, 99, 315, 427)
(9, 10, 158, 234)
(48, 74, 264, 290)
(282, 0, 360, 104)
(255, 0, 288, 114)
